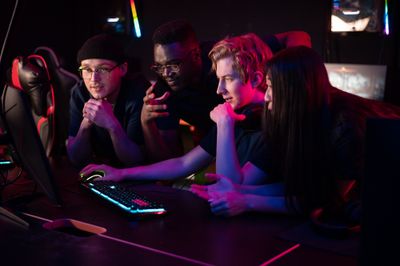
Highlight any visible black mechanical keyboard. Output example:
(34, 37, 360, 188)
(82, 180, 167, 216)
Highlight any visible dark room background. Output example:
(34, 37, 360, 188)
(1, 0, 399, 104)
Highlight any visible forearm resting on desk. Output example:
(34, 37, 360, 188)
(96, 146, 213, 182)
(238, 183, 290, 214)
(244, 194, 290, 215)
(208, 191, 289, 216)
(237, 182, 285, 196)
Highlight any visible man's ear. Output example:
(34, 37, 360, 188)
(120, 62, 128, 76)
(251, 71, 264, 89)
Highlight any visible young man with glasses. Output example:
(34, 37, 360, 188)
(67, 34, 150, 169)
(141, 19, 312, 162)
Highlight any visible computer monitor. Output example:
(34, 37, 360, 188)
(0, 84, 61, 205)
(324, 63, 387, 100)
(331, 0, 384, 33)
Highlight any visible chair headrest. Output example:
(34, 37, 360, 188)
(34, 46, 80, 88)
(10, 55, 50, 116)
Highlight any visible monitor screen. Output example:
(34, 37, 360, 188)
(1, 84, 61, 205)
(331, 0, 383, 32)
(324, 63, 386, 100)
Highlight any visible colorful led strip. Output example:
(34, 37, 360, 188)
(384, 0, 389, 35)
(129, 0, 142, 38)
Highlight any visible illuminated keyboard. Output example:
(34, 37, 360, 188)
(82, 180, 167, 216)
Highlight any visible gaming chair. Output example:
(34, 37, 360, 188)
(9, 47, 79, 157)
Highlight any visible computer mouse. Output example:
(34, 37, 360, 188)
(80, 170, 105, 183)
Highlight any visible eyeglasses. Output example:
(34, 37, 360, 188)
(150, 48, 197, 76)
(78, 64, 122, 79)
(150, 62, 183, 76)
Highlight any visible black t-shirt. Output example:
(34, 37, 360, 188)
(199, 103, 265, 167)
(250, 100, 363, 183)
(152, 41, 223, 138)
(68, 75, 149, 165)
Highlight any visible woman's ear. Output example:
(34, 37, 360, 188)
(251, 71, 264, 89)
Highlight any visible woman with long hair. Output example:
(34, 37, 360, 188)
(191, 46, 367, 216)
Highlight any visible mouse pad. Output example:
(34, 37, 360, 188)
(278, 221, 360, 257)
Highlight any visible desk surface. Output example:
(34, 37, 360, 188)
(1, 158, 358, 266)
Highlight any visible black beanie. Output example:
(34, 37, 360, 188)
(77, 34, 125, 64)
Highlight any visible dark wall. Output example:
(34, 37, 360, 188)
(0, 0, 127, 78)
(134, 0, 330, 80)
(1, 0, 399, 103)
(325, 0, 399, 104)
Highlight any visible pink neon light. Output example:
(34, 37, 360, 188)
(260, 243, 301, 266)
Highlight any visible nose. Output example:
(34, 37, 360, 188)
(216, 80, 225, 95)
(90, 71, 101, 81)
(161, 66, 173, 77)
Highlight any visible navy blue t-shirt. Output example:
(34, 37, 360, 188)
(68, 75, 149, 165)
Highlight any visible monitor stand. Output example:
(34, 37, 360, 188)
(0, 205, 29, 228)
